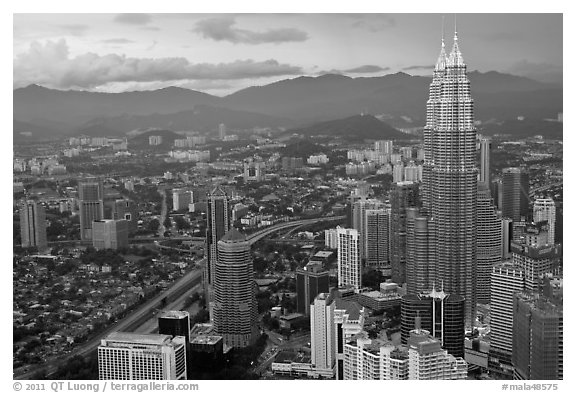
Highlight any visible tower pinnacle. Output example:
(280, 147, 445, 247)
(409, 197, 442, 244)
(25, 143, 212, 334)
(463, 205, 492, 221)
(448, 16, 465, 67)
(434, 17, 447, 71)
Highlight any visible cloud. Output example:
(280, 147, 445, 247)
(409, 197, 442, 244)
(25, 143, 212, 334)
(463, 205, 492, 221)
(402, 65, 435, 71)
(58, 24, 90, 36)
(348, 14, 396, 32)
(193, 16, 308, 44)
(14, 39, 303, 90)
(505, 60, 563, 84)
(113, 13, 152, 25)
(101, 38, 135, 44)
(344, 65, 389, 73)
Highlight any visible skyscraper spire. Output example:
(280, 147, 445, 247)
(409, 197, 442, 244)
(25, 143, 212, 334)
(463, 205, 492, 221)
(448, 15, 465, 66)
(435, 17, 447, 71)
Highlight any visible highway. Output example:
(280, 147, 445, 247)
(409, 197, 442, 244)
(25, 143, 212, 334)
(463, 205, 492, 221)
(529, 181, 562, 197)
(14, 267, 203, 380)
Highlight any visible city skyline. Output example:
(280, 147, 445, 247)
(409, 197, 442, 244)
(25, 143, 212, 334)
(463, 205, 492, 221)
(13, 13, 562, 95)
(10, 9, 564, 384)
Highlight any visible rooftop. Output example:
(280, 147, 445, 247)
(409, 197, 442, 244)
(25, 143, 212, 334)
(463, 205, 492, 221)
(158, 310, 189, 320)
(104, 332, 173, 345)
(191, 335, 222, 345)
(220, 228, 246, 243)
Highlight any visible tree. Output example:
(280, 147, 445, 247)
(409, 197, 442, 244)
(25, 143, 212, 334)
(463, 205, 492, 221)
(147, 219, 160, 232)
(163, 216, 172, 229)
(174, 216, 191, 231)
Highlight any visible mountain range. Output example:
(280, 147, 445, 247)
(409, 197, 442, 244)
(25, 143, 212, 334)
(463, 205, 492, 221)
(13, 71, 562, 141)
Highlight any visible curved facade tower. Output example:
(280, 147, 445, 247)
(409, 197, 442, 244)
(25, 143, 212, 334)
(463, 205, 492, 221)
(213, 229, 258, 348)
(423, 31, 478, 327)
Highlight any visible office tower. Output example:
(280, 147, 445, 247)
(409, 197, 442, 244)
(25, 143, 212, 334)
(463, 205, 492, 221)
(172, 189, 192, 212)
(421, 30, 478, 327)
(19, 200, 47, 249)
(352, 198, 385, 260)
(98, 332, 187, 380)
(512, 292, 563, 380)
(92, 219, 129, 250)
(407, 327, 467, 380)
(511, 241, 561, 292)
(501, 167, 530, 222)
(343, 334, 409, 380)
(476, 185, 503, 303)
(488, 262, 526, 377)
(158, 311, 191, 347)
(533, 198, 556, 245)
(206, 186, 230, 286)
(374, 140, 393, 154)
(218, 123, 226, 139)
(479, 137, 492, 187)
(324, 227, 339, 249)
(390, 181, 420, 284)
(79, 178, 104, 241)
(333, 295, 365, 380)
(337, 227, 361, 291)
(310, 293, 336, 377)
(364, 209, 390, 274)
(212, 229, 258, 348)
(502, 218, 514, 259)
(405, 208, 435, 296)
(401, 288, 465, 358)
(296, 261, 330, 315)
(111, 199, 137, 234)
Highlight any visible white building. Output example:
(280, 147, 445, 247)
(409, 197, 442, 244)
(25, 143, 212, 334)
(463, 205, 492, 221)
(393, 162, 404, 183)
(307, 154, 330, 165)
(98, 332, 186, 380)
(149, 135, 163, 146)
(324, 227, 339, 249)
(173, 189, 192, 211)
(533, 198, 556, 245)
(407, 328, 467, 380)
(310, 293, 336, 378)
(337, 227, 361, 291)
(374, 140, 393, 155)
(344, 333, 409, 380)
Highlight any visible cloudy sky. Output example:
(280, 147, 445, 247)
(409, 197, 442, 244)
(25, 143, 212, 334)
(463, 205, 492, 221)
(13, 13, 563, 95)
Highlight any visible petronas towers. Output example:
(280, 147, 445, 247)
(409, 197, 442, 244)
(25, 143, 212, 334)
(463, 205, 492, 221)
(419, 30, 478, 327)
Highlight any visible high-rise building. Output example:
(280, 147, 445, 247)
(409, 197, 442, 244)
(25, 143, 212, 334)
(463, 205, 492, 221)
(364, 208, 390, 275)
(19, 200, 47, 249)
(405, 208, 435, 296)
(218, 123, 226, 139)
(149, 135, 163, 146)
(488, 262, 526, 377)
(479, 137, 492, 188)
(352, 198, 385, 260)
(502, 218, 514, 260)
(79, 178, 104, 241)
(511, 241, 561, 292)
(333, 295, 365, 380)
(206, 186, 230, 286)
(500, 167, 530, 222)
(337, 227, 361, 291)
(310, 292, 336, 377)
(173, 189, 192, 212)
(400, 288, 465, 358)
(421, 30, 478, 327)
(390, 181, 420, 285)
(374, 140, 393, 154)
(243, 159, 266, 182)
(296, 261, 330, 315)
(392, 162, 404, 183)
(158, 311, 191, 347)
(533, 198, 556, 245)
(111, 199, 137, 234)
(98, 332, 187, 380)
(407, 327, 467, 380)
(512, 292, 563, 380)
(343, 334, 409, 380)
(476, 185, 503, 303)
(92, 219, 129, 250)
(212, 229, 258, 348)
